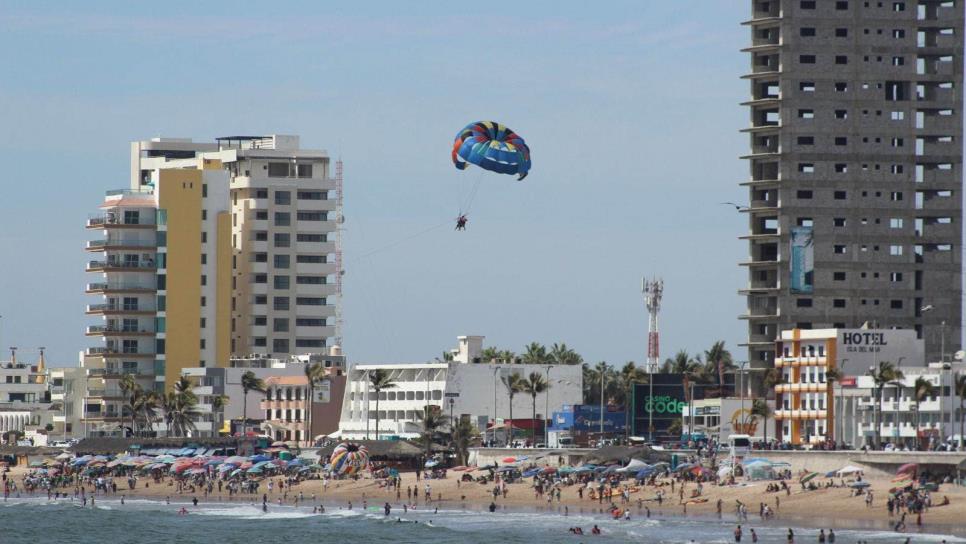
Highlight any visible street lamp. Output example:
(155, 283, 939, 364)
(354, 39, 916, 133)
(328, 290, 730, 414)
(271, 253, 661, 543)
(894, 357, 906, 445)
(921, 305, 945, 363)
(449, 397, 455, 427)
(544, 365, 553, 445)
(868, 365, 877, 449)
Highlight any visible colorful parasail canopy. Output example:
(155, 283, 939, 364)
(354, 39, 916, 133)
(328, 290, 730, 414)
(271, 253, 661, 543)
(452, 121, 531, 180)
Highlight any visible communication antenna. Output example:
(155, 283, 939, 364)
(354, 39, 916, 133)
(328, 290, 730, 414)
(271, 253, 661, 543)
(642, 277, 664, 373)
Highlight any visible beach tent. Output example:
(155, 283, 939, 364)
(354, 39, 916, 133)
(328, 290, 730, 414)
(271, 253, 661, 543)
(836, 465, 864, 476)
(617, 459, 650, 473)
(744, 462, 776, 481)
(636, 467, 656, 480)
(522, 468, 541, 478)
(849, 481, 871, 489)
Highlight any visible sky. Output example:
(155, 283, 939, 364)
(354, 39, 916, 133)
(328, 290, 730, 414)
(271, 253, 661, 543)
(0, 1, 749, 368)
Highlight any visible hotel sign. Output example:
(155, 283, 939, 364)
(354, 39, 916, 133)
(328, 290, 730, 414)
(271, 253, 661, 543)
(834, 329, 924, 377)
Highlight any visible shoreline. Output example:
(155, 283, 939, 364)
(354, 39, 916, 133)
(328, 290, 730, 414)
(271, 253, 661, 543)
(10, 486, 966, 539)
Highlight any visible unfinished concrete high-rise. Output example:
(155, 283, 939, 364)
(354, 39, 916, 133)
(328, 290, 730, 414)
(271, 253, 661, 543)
(740, 1, 964, 379)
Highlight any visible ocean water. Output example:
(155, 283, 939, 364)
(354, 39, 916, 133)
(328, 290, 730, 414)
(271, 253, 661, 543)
(2, 497, 964, 544)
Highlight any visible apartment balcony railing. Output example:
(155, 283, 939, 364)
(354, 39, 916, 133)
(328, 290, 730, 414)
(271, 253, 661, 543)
(86, 325, 154, 336)
(86, 239, 157, 251)
(86, 282, 156, 293)
(86, 260, 157, 272)
(86, 303, 156, 314)
(87, 215, 156, 229)
(86, 347, 155, 358)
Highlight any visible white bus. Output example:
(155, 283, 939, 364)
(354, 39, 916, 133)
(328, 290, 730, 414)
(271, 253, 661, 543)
(728, 434, 752, 458)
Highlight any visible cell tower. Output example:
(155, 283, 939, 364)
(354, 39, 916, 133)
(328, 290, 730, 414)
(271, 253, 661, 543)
(333, 159, 345, 348)
(642, 277, 663, 373)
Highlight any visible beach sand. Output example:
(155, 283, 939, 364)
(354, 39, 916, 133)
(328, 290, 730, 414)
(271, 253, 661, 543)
(9, 464, 966, 535)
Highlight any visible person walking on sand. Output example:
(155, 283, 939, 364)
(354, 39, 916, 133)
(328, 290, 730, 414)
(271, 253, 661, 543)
(787, 528, 794, 543)
(734, 525, 743, 542)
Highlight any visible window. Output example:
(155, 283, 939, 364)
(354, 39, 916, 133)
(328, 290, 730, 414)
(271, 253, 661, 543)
(833, 218, 846, 227)
(796, 299, 813, 308)
(296, 276, 324, 285)
(891, 165, 904, 174)
(274, 276, 290, 289)
(296, 255, 324, 263)
(892, 56, 904, 66)
(800, 81, 815, 92)
(254, 231, 268, 241)
(296, 297, 326, 306)
(254, 316, 267, 326)
(254, 210, 268, 220)
(799, 163, 815, 173)
(835, 109, 848, 119)
(890, 245, 903, 256)
(890, 300, 903, 309)
(833, 272, 847, 281)
(890, 272, 903, 282)
(798, 217, 813, 227)
(254, 295, 268, 305)
(274, 191, 291, 205)
(797, 136, 814, 145)
(890, 191, 903, 201)
(892, 2, 904, 12)
(834, 163, 848, 173)
(835, 137, 847, 146)
(272, 339, 289, 353)
(834, 245, 848, 254)
(296, 318, 326, 327)
(836, 0, 848, 8)
(835, 55, 848, 65)
(253, 273, 267, 284)
(296, 339, 324, 348)
(273, 318, 289, 332)
(835, 82, 848, 92)
(267, 163, 290, 177)
(890, 218, 904, 228)
(800, 55, 816, 64)
(274, 233, 290, 247)
(254, 252, 268, 263)
(274, 254, 290, 269)
(798, 109, 814, 119)
(800, 27, 816, 37)
(834, 191, 847, 200)
(296, 233, 325, 243)
(297, 164, 313, 178)
(797, 190, 814, 199)
(835, 28, 848, 37)
(273, 297, 290, 311)
(296, 211, 327, 221)
(833, 299, 847, 308)
(274, 212, 291, 226)
(891, 111, 904, 120)
(297, 191, 325, 200)
(200, 296, 206, 307)
(801, 0, 816, 8)
(891, 137, 904, 147)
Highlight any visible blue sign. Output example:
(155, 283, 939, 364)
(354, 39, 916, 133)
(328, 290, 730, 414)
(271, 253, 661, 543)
(549, 404, 626, 433)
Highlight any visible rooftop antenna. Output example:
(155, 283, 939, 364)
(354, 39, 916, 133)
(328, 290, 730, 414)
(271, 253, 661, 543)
(9, 346, 17, 365)
(642, 277, 664, 373)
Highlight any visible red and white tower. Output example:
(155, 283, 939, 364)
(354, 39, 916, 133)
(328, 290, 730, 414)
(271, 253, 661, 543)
(642, 277, 663, 373)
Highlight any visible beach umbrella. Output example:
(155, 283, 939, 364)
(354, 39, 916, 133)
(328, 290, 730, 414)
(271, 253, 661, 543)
(502, 457, 517, 463)
(836, 465, 864, 476)
(496, 466, 517, 473)
(229, 469, 243, 477)
(247, 467, 263, 474)
(825, 470, 837, 477)
(849, 481, 871, 489)
(674, 463, 695, 472)
(29, 461, 44, 468)
(574, 466, 596, 473)
(425, 460, 440, 468)
(204, 458, 224, 466)
(542, 466, 557, 474)
(522, 468, 541, 478)
(251, 454, 272, 463)
(896, 463, 918, 476)
(800, 472, 820, 483)
(55, 452, 71, 461)
(558, 466, 576, 474)
(636, 467, 656, 479)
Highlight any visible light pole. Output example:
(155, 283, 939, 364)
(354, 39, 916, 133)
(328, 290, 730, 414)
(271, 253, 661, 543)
(599, 368, 606, 444)
(544, 365, 553, 445)
(868, 365, 877, 449)
(492, 366, 500, 446)
(648, 360, 655, 443)
(895, 357, 906, 445)
(449, 397, 455, 427)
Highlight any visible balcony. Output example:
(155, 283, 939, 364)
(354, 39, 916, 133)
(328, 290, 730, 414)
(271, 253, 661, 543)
(775, 382, 829, 394)
(87, 368, 154, 378)
(86, 239, 157, 252)
(86, 389, 126, 400)
(773, 409, 828, 421)
(86, 325, 155, 337)
(86, 216, 156, 229)
(774, 356, 828, 368)
(85, 347, 155, 359)
(86, 260, 157, 273)
(86, 283, 155, 294)
(86, 304, 156, 315)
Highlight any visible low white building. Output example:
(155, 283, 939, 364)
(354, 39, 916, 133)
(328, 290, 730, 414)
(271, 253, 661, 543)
(336, 336, 583, 441)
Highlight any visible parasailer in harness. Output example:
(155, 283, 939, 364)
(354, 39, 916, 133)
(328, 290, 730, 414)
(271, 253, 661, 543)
(455, 214, 468, 231)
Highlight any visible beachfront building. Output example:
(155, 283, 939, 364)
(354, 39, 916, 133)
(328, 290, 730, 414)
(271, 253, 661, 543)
(49, 366, 85, 439)
(855, 361, 966, 448)
(259, 372, 346, 445)
(181, 350, 345, 438)
(740, 0, 965, 388)
(547, 404, 627, 448)
(682, 397, 776, 445)
(0, 350, 56, 444)
(84, 160, 231, 436)
(774, 327, 924, 446)
(131, 135, 343, 359)
(336, 336, 583, 442)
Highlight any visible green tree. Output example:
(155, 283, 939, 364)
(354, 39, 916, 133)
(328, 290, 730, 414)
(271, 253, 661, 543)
(501, 371, 525, 445)
(241, 371, 266, 430)
(954, 373, 966, 450)
(304, 362, 326, 443)
(368, 369, 396, 440)
(211, 394, 229, 436)
(617, 362, 647, 438)
(751, 399, 773, 444)
(119, 373, 140, 437)
(871, 362, 903, 448)
(415, 405, 446, 460)
(441, 351, 455, 361)
(763, 367, 782, 399)
(913, 376, 937, 450)
(550, 343, 583, 365)
(704, 341, 735, 388)
(498, 350, 517, 364)
(480, 347, 501, 363)
(521, 372, 550, 444)
(163, 376, 199, 437)
(450, 417, 480, 466)
(521, 342, 552, 365)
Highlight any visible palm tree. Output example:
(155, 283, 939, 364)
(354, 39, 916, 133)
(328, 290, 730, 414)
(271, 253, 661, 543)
(669, 350, 691, 374)
(441, 351, 455, 361)
(450, 417, 480, 466)
(501, 371, 525, 445)
(163, 376, 199, 437)
(521, 342, 551, 365)
(704, 341, 735, 389)
(618, 362, 648, 439)
(955, 373, 966, 450)
(824, 367, 843, 443)
(521, 372, 550, 444)
(913, 376, 938, 450)
(415, 405, 446, 461)
(751, 399, 773, 444)
(131, 390, 160, 437)
(871, 361, 902, 448)
(304, 362, 326, 444)
(119, 374, 140, 437)
(241, 371, 266, 432)
(480, 347, 500, 363)
(550, 343, 583, 365)
(763, 367, 782, 399)
(211, 394, 229, 437)
(368, 369, 396, 440)
(682, 361, 708, 438)
(497, 350, 517, 364)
